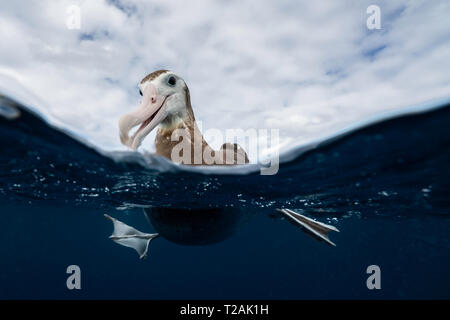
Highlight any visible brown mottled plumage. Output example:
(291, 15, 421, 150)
(140, 70, 170, 84)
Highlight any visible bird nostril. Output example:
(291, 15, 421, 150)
(151, 97, 156, 103)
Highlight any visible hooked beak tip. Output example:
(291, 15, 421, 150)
(119, 84, 171, 150)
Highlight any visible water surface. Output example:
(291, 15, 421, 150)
(0, 95, 449, 299)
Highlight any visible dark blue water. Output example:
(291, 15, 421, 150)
(0, 96, 449, 299)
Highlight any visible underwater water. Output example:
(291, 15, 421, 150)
(0, 94, 449, 299)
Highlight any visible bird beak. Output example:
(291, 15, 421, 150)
(119, 83, 169, 150)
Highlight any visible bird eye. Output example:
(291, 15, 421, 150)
(139, 89, 143, 96)
(166, 76, 176, 87)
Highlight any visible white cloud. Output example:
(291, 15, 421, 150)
(0, 0, 449, 161)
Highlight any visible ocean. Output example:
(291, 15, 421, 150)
(0, 93, 449, 299)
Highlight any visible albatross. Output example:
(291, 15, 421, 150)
(118, 69, 248, 165)
(106, 70, 339, 259)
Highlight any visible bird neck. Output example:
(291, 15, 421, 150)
(155, 105, 213, 165)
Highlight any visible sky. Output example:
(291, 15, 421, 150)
(0, 0, 449, 161)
